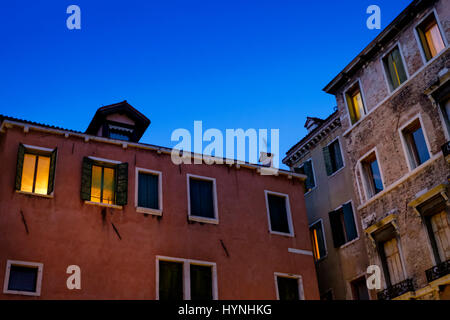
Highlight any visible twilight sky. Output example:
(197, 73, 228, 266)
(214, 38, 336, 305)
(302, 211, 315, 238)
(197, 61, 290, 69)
(0, 0, 411, 168)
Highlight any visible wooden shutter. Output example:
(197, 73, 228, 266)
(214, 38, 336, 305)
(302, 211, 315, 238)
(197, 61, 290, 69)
(190, 265, 213, 300)
(303, 160, 315, 190)
(80, 157, 93, 201)
(332, 140, 343, 171)
(430, 211, 450, 261)
(417, 27, 433, 61)
(322, 145, 333, 176)
(329, 210, 345, 247)
(115, 162, 128, 206)
(159, 261, 183, 300)
(15, 143, 26, 191)
(268, 194, 290, 233)
(277, 277, 299, 300)
(392, 48, 407, 85)
(343, 202, 357, 241)
(138, 173, 159, 209)
(383, 238, 405, 285)
(47, 148, 58, 195)
(346, 94, 357, 125)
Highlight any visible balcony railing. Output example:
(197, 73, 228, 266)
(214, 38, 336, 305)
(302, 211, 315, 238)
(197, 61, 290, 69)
(426, 259, 450, 283)
(377, 278, 415, 300)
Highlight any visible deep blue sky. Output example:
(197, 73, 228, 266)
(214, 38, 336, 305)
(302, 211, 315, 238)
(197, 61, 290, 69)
(0, 1, 411, 168)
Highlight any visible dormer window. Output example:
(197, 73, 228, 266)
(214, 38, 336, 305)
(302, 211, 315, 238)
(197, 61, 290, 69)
(106, 123, 134, 141)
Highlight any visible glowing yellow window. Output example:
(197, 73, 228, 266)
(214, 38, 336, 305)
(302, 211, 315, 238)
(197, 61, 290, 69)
(417, 15, 446, 61)
(310, 221, 326, 261)
(90, 165, 116, 204)
(345, 84, 366, 125)
(16, 144, 57, 196)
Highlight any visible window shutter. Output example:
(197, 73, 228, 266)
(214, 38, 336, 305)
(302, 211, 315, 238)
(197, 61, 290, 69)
(317, 224, 326, 257)
(15, 143, 26, 191)
(47, 148, 58, 195)
(332, 141, 344, 171)
(343, 203, 357, 241)
(115, 162, 128, 206)
(303, 160, 315, 190)
(329, 210, 345, 248)
(346, 94, 357, 125)
(80, 157, 93, 201)
(392, 48, 407, 85)
(323, 146, 333, 176)
(417, 27, 432, 61)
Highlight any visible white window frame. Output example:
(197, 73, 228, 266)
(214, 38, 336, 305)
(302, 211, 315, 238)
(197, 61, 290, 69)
(274, 272, 304, 300)
(264, 190, 294, 237)
(325, 136, 346, 178)
(298, 158, 316, 195)
(342, 78, 368, 128)
(357, 148, 386, 203)
(309, 218, 328, 260)
(135, 167, 163, 216)
(155, 256, 218, 300)
(3, 260, 43, 296)
(398, 113, 432, 172)
(186, 174, 219, 224)
(380, 42, 410, 93)
(413, 9, 448, 65)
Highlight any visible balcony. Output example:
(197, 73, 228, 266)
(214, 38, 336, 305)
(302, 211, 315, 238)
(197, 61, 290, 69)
(426, 259, 450, 283)
(377, 278, 415, 300)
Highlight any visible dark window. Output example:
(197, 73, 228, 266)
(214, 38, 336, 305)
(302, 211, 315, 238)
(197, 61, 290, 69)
(321, 290, 333, 300)
(361, 153, 383, 198)
(323, 139, 344, 176)
(109, 131, 130, 141)
(190, 265, 213, 300)
(277, 277, 300, 300)
(402, 120, 430, 169)
(383, 46, 408, 91)
(80, 158, 128, 206)
(310, 221, 326, 260)
(8, 265, 38, 293)
(267, 193, 290, 234)
(159, 261, 183, 300)
(416, 14, 445, 61)
(138, 172, 159, 210)
(189, 178, 215, 219)
(329, 202, 357, 247)
(295, 160, 315, 192)
(351, 277, 370, 300)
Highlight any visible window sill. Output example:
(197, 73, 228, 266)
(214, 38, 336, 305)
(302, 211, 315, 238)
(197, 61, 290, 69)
(3, 289, 40, 297)
(16, 190, 53, 199)
(270, 230, 295, 238)
(327, 165, 345, 179)
(85, 201, 123, 210)
(304, 186, 317, 196)
(136, 206, 162, 216)
(339, 237, 360, 250)
(188, 215, 219, 224)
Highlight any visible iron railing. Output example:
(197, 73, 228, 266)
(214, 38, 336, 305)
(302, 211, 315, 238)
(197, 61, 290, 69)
(426, 259, 450, 283)
(377, 278, 415, 300)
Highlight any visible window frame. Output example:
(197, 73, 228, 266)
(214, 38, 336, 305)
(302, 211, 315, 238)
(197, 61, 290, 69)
(3, 260, 43, 296)
(380, 42, 409, 93)
(135, 167, 163, 216)
(155, 256, 218, 300)
(297, 158, 316, 194)
(330, 200, 359, 248)
(325, 136, 346, 177)
(186, 174, 219, 224)
(309, 219, 328, 261)
(349, 274, 370, 300)
(398, 114, 432, 171)
(357, 148, 385, 202)
(274, 272, 304, 300)
(343, 79, 367, 127)
(414, 9, 448, 64)
(264, 190, 295, 237)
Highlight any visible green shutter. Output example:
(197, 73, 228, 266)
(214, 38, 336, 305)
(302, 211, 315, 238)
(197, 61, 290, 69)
(47, 148, 58, 195)
(81, 157, 93, 201)
(323, 146, 332, 176)
(343, 203, 357, 241)
(392, 48, 407, 85)
(303, 160, 315, 190)
(332, 141, 344, 171)
(115, 162, 128, 206)
(329, 210, 345, 248)
(417, 27, 432, 61)
(15, 143, 26, 191)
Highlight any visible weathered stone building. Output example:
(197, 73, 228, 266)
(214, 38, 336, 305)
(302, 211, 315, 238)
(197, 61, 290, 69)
(283, 111, 370, 300)
(323, 0, 450, 300)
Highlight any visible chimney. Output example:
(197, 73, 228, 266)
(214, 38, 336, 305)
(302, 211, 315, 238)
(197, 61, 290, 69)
(259, 152, 274, 167)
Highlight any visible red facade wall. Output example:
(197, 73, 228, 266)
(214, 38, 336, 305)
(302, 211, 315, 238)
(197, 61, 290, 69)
(0, 126, 319, 299)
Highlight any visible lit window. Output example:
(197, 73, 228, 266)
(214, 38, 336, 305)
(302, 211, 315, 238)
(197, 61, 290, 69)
(401, 119, 430, 169)
(361, 152, 383, 198)
(310, 220, 326, 260)
(329, 202, 357, 247)
(323, 139, 344, 176)
(81, 157, 128, 206)
(417, 14, 445, 61)
(345, 83, 366, 125)
(383, 46, 408, 91)
(15, 144, 57, 196)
